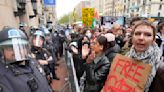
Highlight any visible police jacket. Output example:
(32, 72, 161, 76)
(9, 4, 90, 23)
(0, 60, 52, 92)
(84, 54, 110, 92)
(31, 46, 53, 75)
(31, 46, 53, 64)
(52, 33, 60, 50)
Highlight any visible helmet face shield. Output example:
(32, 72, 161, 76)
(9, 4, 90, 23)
(0, 38, 29, 63)
(32, 35, 44, 47)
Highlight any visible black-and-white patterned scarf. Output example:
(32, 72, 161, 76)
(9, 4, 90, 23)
(126, 43, 162, 92)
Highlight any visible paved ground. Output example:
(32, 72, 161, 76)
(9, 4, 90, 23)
(51, 58, 71, 92)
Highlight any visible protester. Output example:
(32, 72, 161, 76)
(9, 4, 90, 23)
(126, 21, 162, 92)
(129, 17, 143, 30)
(148, 61, 164, 92)
(69, 35, 86, 84)
(157, 22, 164, 58)
(85, 28, 93, 39)
(83, 36, 110, 92)
(111, 24, 125, 48)
(103, 33, 120, 62)
(120, 17, 143, 55)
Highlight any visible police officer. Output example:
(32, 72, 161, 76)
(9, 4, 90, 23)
(52, 30, 61, 60)
(0, 27, 52, 92)
(41, 27, 60, 80)
(31, 30, 57, 83)
(19, 22, 29, 39)
(30, 26, 38, 36)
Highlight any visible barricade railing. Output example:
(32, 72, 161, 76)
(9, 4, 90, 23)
(64, 42, 80, 92)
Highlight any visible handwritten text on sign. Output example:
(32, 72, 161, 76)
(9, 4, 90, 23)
(82, 8, 94, 27)
(102, 54, 152, 92)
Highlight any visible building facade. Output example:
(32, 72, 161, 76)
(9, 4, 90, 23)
(150, 0, 164, 17)
(114, 0, 124, 16)
(103, 0, 112, 16)
(0, 0, 19, 29)
(0, 0, 57, 30)
(74, 1, 90, 19)
(124, 0, 164, 17)
(101, 0, 164, 17)
(43, 6, 57, 25)
(89, 0, 104, 15)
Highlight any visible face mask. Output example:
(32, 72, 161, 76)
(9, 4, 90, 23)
(54, 33, 57, 36)
(86, 33, 92, 39)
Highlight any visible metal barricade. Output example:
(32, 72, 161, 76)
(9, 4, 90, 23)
(64, 42, 80, 92)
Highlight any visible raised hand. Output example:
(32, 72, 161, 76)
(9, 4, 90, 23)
(82, 44, 90, 59)
(86, 51, 95, 64)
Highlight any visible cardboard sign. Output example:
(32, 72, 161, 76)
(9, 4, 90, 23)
(102, 54, 152, 92)
(82, 8, 94, 27)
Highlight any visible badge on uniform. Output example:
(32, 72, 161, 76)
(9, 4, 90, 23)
(8, 29, 21, 38)
(44, 53, 48, 59)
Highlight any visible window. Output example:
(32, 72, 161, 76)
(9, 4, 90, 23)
(158, 12, 160, 17)
(124, 5, 126, 12)
(143, 0, 146, 5)
(132, 10, 134, 12)
(137, 0, 140, 4)
(159, 5, 162, 10)
(137, 8, 139, 12)
(132, 2, 135, 6)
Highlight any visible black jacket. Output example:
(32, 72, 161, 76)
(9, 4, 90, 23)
(72, 54, 85, 83)
(149, 61, 164, 92)
(105, 44, 120, 62)
(84, 54, 110, 92)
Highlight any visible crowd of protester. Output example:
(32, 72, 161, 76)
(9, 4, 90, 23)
(67, 17, 163, 92)
(0, 17, 163, 92)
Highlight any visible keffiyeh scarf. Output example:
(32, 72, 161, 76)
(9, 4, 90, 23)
(126, 43, 162, 92)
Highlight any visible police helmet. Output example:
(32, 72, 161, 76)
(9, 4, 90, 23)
(30, 26, 38, 35)
(32, 30, 45, 48)
(0, 27, 29, 63)
(19, 22, 27, 27)
(40, 27, 50, 35)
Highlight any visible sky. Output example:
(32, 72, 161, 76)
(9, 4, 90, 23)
(56, 0, 83, 19)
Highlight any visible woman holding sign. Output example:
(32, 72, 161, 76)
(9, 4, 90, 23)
(126, 21, 162, 92)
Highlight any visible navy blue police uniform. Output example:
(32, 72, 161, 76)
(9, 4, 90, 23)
(0, 27, 52, 92)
